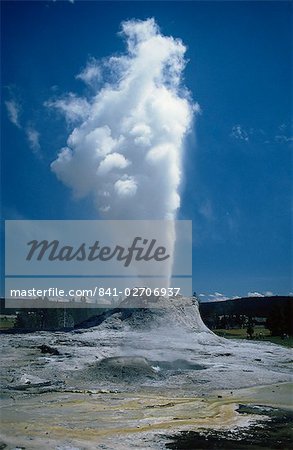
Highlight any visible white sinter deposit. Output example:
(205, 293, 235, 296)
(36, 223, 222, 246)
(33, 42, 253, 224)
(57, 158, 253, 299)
(1, 297, 292, 396)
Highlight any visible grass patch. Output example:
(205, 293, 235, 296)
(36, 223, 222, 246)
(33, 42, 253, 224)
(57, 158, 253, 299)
(214, 326, 293, 348)
(0, 315, 16, 330)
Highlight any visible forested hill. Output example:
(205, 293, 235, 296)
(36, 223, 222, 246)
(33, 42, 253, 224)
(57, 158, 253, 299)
(199, 296, 293, 336)
(198, 296, 292, 318)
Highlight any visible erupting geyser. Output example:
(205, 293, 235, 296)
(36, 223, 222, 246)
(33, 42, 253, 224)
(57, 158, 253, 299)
(48, 18, 197, 287)
(49, 18, 196, 221)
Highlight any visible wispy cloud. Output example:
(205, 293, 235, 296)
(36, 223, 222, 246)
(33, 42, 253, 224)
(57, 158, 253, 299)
(247, 291, 264, 298)
(199, 200, 214, 221)
(5, 99, 21, 128)
(273, 123, 293, 143)
(230, 124, 249, 142)
(52, 0, 75, 3)
(5, 94, 42, 157)
(230, 123, 293, 146)
(205, 292, 229, 302)
(76, 57, 101, 88)
(270, 123, 293, 144)
(26, 127, 41, 155)
(274, 135, 293, 144)
(230, 125, 266, 143)
(45, 93, 90, 124)
(199, 291, 288, 301)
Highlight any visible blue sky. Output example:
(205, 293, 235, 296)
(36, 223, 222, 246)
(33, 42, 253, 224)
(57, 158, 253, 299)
(2, 1, 292, 300)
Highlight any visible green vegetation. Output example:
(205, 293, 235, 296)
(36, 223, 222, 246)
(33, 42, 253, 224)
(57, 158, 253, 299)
(214, 326, 293, 348)
(0, 315, 16, 330)
(0, 308, 106, 331)
(199, 296, 293, 336)
(12, 308, 103, 330)
(199, 296, 293, 348)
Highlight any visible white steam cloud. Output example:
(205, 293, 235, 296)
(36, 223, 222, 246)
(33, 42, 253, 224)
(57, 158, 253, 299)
(49, 18, 197, 220)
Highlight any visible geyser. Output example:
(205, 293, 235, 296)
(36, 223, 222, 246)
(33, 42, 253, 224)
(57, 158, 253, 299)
(49, 18, 196, 221)
(48, 18, 196, 290)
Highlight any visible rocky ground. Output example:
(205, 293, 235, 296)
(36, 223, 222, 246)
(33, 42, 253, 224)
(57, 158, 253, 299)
(0, 297, 292, 449)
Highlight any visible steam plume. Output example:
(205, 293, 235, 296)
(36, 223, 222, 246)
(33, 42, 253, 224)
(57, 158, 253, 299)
(49, 18, 196, 220)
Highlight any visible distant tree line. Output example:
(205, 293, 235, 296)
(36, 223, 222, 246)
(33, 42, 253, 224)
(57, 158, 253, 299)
(199, 296, 293, 337)
(13, 307, 105, 331)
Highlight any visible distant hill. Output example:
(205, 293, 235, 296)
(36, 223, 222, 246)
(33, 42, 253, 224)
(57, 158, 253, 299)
(199, 296, 293, 335)
(199, 296, 292, 317)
